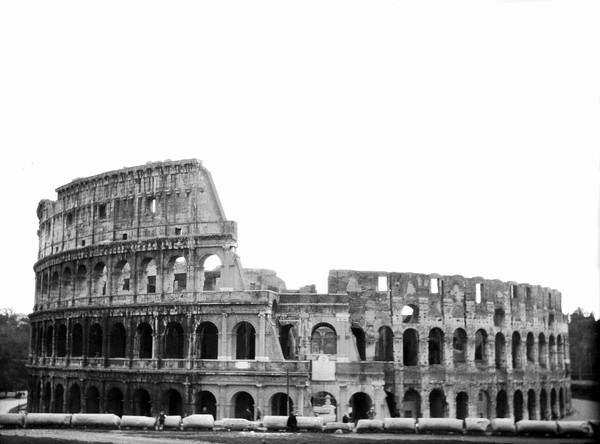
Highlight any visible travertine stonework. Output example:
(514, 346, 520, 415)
(28, 159, 571, 422)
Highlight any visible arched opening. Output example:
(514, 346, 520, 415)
(68, 384, 81, 413)
(85, 386, 100, 413)
(162, 389, 183, 416)
(137, 322, 153, 359)
(401, 304, 418, 323)
(45, 325, 54, 357)
(514, 390, 524, 421)
(75, 265, 87, 298)
(559, 387, 565, 418)
(540, 389, 548, 420)
(50, 272, 59, 300)
(114, 261, 132, 294)
(233, 391, 255, 419)
(476, 390, 490, 418)
(88, 323, 103, 357)
(202, 255, 222, 291)
(550, 388, 558, 419)
(42, 382, 51, 412)
(133, 389, 152, 417)
(375, 326, 394, 361)
(496, 390, 508, 418)
(36, 325, 43, 356)
(164, 322, 185, 359)
(311, 324, 337, 355)
(351, 326, 366, 360)
(495, 333, 506, 369)
(279, 324, 297, 360)
(402, 389, 421, 419)
(109, 323, 127, 358)
(56, 325, 67, 357)
(62, 267, 73, 298)
(197, 322, 219, 359)
(493, 308, 505, 327)
(106, 387, 124, 417)
(512, 331, 522, 369)
(549, 335, 556, 369)
(141, 258, 157, 293)
(429, 389, 446, 418)
(538, 333, 547, 367)
(235, 322, 256, 359)
(195, 391, 217, 418)
(557, 335, 564, 367)
(92, 262, 107, 296)
(428, 328, 444, 365)
(54, 384, 64, 413)
(72, 323, 83, 357)
(403, 329, 419, 366)
(271, 393, 293, 416)
(475, 329, 487, 363)
(456, 392, 468, 420)
(526, 332, 535, 363)
(453, 328, 467, 364)
(349, 392, 372, 422)
(311, 391, 337, 420)
(527, 389, 537, 420)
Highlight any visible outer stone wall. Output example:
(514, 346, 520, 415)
(28, 159, 571, 424)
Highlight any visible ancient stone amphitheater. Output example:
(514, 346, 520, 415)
(28, 159, 571, 423)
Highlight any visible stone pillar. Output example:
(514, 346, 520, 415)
(153, 317, 160, 360)
(257, 313, 266, 360)
(394, 330, 403, 363)
(339, 383, 348, 421)
(419, 337, 429, 366)
(297, 383, 306, 416)
(218, 384, 227, 419)
(219, 313, 229, 360)
(336, 313, 349, 362)
(186, 314, 194, 369)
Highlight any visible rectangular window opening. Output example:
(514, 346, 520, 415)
(476, 283, 482, 303)
(511, 285, 518, 299)
(430, 278, 439, 294)
(378, 276, 388, 292)
(175, 227, 182, 235)
(98, 204, 107, 220)
(81, 240, 86, 246)
(122, 233, 128, 240)
(66, 213, 73, 226)
(148, 197, 157, 213)
(123, 278, 130, 291)
(147, 275, 156, 293)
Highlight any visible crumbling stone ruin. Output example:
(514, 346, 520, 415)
(28, 159, 571, 422)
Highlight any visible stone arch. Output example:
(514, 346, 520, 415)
(133, 388, 152, 417)
(62, 267, 73, 297)
(166, 255, 188, 293)
(549, 335, 556, 369)
(429, 389, 446, 418)
(42, 381, 51, 412)
(527, 389, 537, 420)
(197, 321, 218, 359)
(559, 387, 565, 418)
(475, 329, 488, 363)
(349, 392, 373, 421)
(88, 323, 103, 357)
(271, 392, 293, 416)
(161, 388, 183, 416)
(164, 322, 185, 359)
(550, 387, 558, 419)
(351, 326, 366, 360)
(540, 389, 548, 420)
(137, 322, 153, 359)
(234, 321, 256, 359)
(428, 328, 444, 365)
(476, 390, 490, 418)
(72, 323, 83, 357)
(232, 391, 255, 419)
(512, 331, 522, 369)
(403, 328, 419, 366)
(401, 304, 418, 323)
(54, 384, 64, 413)
(45, 325, 53, 357)
(495, 333, 506, 369)
(538, 333, 547, 367)
(311, 323, 337, 355)
(453, 328, 467, 364)
(75, 265, 87, 298)
(514, 390, 524, 421)
(67, 383, 81, 413)
(85, 386, 100, 413)
(92, 262, 107, 296)
(109, 322, 127, 358)
(114, 260, 131, 294)
(557, 335, 564, 367)
(456, 391, 468, 420)
(56, 324, 67, 357)
(50, 271, 59, 300)
(140, 257, 157, 294)
(200, 254, 222, 291)
(106, 387, 124, 417)
(493, 308, 505, 327)
(402, 389, 421, 419)
(375, 326, 394, 361)
(311, 391, 337, 420)
(195, 390, 217, 418)
(278, 323, 297, 360)
(496, 390, 508, 418)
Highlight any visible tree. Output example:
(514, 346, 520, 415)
(568, 307, 599, 381)
(0, 309, 30, 392)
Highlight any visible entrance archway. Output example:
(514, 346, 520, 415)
(514, 390, 524, 421)
(402, 389, 421, 419)
(106, 387, 124, 417)
(85, 386, 100, 413)
(133, 389, 152, 417)
(195, 391, 217, 418)
(67, 384, 81, 413)
(349, 392, 372, 421)
(456, 392, 468, 420)
(429, 389, 446, 418)
(271, 393, 293, 416)
(496, 390, 508, 418)
(162, 389, 183, 416)
(233, 391, 255, 419)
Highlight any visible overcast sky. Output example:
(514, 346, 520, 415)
(1, 0, 598, 317)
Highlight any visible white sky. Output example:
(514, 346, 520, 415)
(0, 0, 598, 317)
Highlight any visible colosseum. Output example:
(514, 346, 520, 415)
(28, 158, 571, 423)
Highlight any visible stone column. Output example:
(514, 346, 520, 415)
(336, 313, 349, 362)
(257, 313, 266, 360)
(219, 313, 229, 360)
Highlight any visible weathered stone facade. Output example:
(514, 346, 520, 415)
(28, 159, 571, 422)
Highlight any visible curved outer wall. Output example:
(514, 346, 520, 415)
(28, 159, 571, 422)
